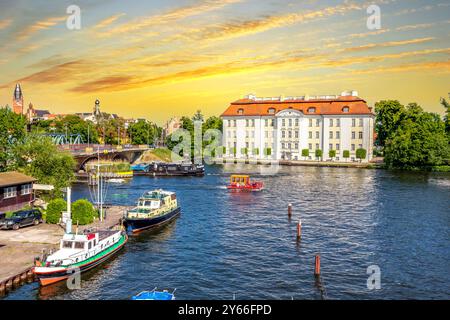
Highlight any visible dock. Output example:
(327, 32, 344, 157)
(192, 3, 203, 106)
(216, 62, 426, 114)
(0, 205, 131, 297)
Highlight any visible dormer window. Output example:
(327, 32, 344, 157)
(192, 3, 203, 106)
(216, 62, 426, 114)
(342, 106, 350, 113)
(307, 107, 316, 114)
(237, 108, 244, 115)
(268, 108, 275, 114)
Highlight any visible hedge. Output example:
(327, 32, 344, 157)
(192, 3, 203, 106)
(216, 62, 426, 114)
(72, 199, 97, 225)
(46, 198, 67, 224)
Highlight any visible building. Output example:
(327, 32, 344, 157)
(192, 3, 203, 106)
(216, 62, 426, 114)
(221, 91, 375, 162)
(76, 99, 118, 124)
(0, 172, 36, 212)
(25, 103, 51, 122)
(12, 84, 24, 114)
(164, 117, 181, 138)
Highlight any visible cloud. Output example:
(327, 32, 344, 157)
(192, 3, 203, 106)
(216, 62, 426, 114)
(352, 60, 450, 74)
(98, 0, 242, 37)
(92, 13, 126, 29)
(0, 19, 12, 30)
(16, 16, 66, 41)
(341, 37, 435, 53)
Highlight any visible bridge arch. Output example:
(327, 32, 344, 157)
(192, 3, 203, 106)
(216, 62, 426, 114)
(78, 156, 99, 172)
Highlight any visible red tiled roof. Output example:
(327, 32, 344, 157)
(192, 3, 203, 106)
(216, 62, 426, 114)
(221, 97, 374, 117)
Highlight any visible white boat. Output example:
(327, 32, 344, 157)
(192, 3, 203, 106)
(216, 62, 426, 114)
(108, 178, 126, 184)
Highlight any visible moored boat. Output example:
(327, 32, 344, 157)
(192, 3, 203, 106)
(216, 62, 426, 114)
(123, 189, 180, 234)
(33, 228, 127, 286)
(132, 162, 204, 177)
(227, 175, 264, 191)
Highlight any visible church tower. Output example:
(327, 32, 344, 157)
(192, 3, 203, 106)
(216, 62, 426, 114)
(12, 84, 24, 114)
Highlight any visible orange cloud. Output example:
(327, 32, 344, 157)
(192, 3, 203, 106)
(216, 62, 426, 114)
(93, 13, 126, 29)
(352, 60, 450, 74)
(16, 16, 66, 41)
(342, 37, 435, 52)
(0, 19, 12, 30)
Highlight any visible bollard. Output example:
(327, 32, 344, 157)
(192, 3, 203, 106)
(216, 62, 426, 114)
(297, 220, 302, 240)
(314, 255, 321, 277)
(0, 282, 5, 295)
(20, 272, 27, 283)
(13, 276, 20, 287)
(5, 279, 12, 290)
(288, 203, 292, 217)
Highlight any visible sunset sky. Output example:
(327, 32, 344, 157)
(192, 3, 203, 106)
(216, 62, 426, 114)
(0, 0, 449, 124)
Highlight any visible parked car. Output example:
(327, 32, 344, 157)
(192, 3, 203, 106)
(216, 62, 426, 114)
(0, 212, 5, 221)
(0, 209, 43, 230)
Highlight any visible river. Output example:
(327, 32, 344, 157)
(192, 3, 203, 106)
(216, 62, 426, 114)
(4, 165, 450, 300)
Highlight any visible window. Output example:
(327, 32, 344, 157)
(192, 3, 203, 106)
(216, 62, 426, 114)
(282, 143, 285, 149)
(227, 131, 230, 138)
(295, 131, 299, 138)
(329, 131, 333, 139)
(268, 108, 275, 114)
(309, 143, 312, 150)
(295, 119, 299, 126)
(316, 119, 320, 127)
(265, 119, 268, 127)
(246, 142, 249, 148)
(336, 119, 340, 127)
(282, 119, 286, 127)
(309, 131, 312, 139)
(251, 131, 255, 138)
(288, 119, 292, 127)
(352, 119, 356, 127)
(359, 119, 363, 127)
(246, 119, 249, 127)
(359, 144, 363, 149)
(238, 109, 244, 115)
(359, 132, 363, 139)
(233, 120, 237, 127)
(352, 131, 356, 139)
(330, 119, 333, 127)
(316, 143, 319, 150)
(251, 119, 255, 127)
(270, 119, 274, 126)
(316, 131, 319, 139)
(288, 143, 292, 149)
(295, 143, 299, 149)
(226, 120, 230, 127)
(4, 187, 17, 199)
(308, 107, 316, 113)
(336, 143, 340, 150)
(21, 184, 32, 195)
(351, 144, 355, 151)
(88, 242, 92, 250)
(336, 131, 340, 139)
(282, 131, 286, 138)
(329, 144, 333, 150)
(62, 241, 73, 249)
(342, 106, 349, 113)
(288, 131, 292, 138)
(309, 119, 313, 127)
(246, 131, 249, 138)
(265, 131, 269, 138)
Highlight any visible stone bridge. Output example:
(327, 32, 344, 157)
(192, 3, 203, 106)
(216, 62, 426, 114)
(59, 144, 149, 171)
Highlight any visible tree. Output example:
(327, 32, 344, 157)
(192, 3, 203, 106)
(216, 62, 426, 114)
(315, 149, 323, 161)
(72, 199, 96, 225)
(302, 149, 309, 160)
(343, 150, 350, 161)
(127, 120, 157, 145)
(264, 148, 271, 156)
(13, 134, 75, 198)
(384, 109, 449, 169)
(192, 110, 204, 122)
(329, 149, 336, 160)
(0, 108, 27, 171)
(356, 148, 367, 162)
(441, 97, 450, 136)
(375, 100, 405, 147)
(46, 198, 67, 224)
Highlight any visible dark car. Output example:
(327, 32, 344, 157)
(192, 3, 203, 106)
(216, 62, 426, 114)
(0, 212, 5, 221)
(0, 209, 43, 230)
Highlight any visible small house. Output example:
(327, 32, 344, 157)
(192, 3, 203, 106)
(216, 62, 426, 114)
(0, 172, 36, 212)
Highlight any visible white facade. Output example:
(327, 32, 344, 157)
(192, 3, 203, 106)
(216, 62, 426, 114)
(221, 94, 374, 163)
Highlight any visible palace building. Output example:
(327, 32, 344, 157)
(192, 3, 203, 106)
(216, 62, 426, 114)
(221, 91, 375, 162)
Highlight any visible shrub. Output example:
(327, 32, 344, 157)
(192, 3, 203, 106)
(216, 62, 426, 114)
(264, 148, 272, 156)
(46, 198, 67, 224)
(329, 150, 336, 159)
(315, 149, 323, 160)
(302, 149, 309, 159)
(241, 148, 248, 156)
(253, 148, 259, 156)
(356, 148, 367, 161)
(343, 150, 350, 160)
(72, 199, 96, 225)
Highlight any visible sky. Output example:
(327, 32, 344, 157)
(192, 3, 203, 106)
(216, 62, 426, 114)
(0, 0, 449, 124)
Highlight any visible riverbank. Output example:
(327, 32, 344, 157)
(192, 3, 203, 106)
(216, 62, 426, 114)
(0, 205, 130, 295)
(213, 157, 383, 169)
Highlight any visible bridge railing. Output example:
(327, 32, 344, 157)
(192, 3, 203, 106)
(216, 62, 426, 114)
(59, 144, 150, 155)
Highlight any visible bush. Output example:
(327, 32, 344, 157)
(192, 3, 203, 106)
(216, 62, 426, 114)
(329, 150, 336, 159)
(253, 148, 259, 156)
(72, 199, 96, 225)
(241, 148, 248, 156)
(264, 148, 272, 156)
(343, 150, 350, 160)
(356, 148, 367, 161)
(315, 149, 323, 160)
(46, 198, 67, 224)
(302, 149, 309, 158)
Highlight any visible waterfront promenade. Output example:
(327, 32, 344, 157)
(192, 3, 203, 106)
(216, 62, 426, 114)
(0, 206, 130, 287)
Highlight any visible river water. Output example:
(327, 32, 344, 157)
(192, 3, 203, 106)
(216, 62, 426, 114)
(4, 165, 450, 300)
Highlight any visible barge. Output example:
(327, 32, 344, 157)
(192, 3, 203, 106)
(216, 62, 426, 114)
(132, 162, 204, 177)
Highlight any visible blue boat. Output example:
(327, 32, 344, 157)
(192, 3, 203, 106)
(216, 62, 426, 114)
(132, 288, 176, 300)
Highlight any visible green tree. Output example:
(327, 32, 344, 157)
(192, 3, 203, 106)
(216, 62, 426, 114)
(375, 100, 405, 147)
(329, 149, 336, 160)
(384, 109, 450, 169)
(13, 134, 75, 198)
(343, 150, 350, 161)
(127, 120, 157, 145)
(0, 108, 27, 171)
(264, 148, 272, 156)
(356, 148, 367, 162)
(315, 149, 323, 160)
(441, 97, 450, 136)
(72, 199, 96, 225)
(302, 149, 309, 160)
(46, 198, 67, 224)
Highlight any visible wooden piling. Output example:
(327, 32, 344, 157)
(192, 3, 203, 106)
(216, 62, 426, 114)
(297, 220, 302, 240)
(314, 255, 321, 277)
(288, 203, 292, 217)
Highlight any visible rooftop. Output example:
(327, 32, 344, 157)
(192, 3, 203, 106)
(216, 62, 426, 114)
(0, 172, 36, 188)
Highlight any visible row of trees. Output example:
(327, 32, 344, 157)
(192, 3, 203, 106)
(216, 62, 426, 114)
(31, 114, 161, 146)
(375, 98, 450, 170)
(46, 198, 97, 225)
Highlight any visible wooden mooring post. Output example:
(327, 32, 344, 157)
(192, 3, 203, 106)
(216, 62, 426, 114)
(0, 267, 35, 297)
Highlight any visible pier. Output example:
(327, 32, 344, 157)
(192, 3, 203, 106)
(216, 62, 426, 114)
(0, 205, 130, 297)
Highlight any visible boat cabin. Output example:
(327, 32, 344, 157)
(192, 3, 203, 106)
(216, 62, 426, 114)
(230, 175, 250, 185)
(60, 233, 98, 251)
